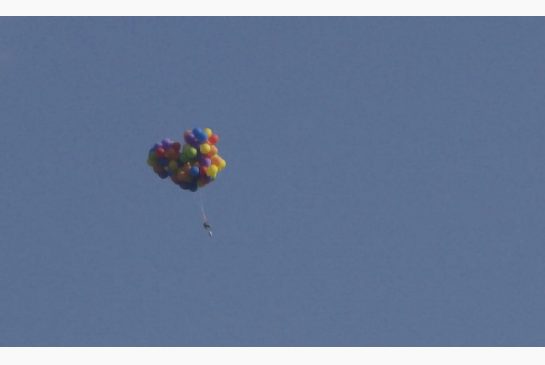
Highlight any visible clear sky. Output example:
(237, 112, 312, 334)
(1, 17, 545, 346)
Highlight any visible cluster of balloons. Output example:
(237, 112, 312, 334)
(147, 128, 227, 192)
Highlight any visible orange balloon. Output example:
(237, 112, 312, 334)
(211, 155, 222, 166)
(206, 145, 218, 157)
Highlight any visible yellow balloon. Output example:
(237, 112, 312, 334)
(168, 160, 178, 171)
(209, 164, 218, 174)
(218, 158, 226, 170)
(200, 143, 211, 154)
(206, 164, 218, 177)
(204, 128, 213, 138)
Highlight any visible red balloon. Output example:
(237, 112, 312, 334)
(172, 142, 181, 151)
(165, 148, 177, 160)
(208, 134, 219, 145)
(197, 177, 209, 187)
(156, 147, 165, 157)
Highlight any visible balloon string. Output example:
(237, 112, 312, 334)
(198, 190, 213, 238)
(198, 190, 207, 223)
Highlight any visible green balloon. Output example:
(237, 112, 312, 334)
(187, 147, 197, 158)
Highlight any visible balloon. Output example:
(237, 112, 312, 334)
(192, 128, 207, 143)
(206, 164, 218, 178)
(180, 171, 193, 183)
(210, 155, 220, 165)
(183, 130, 194, 143)
(208, 134, 219, 145)
(183, 145, 197, 160)
(206, 145, 218, 157)
(198, 176, 211, 187)
(168, 160, 178, 172)
(156, 147, 165, 157)
(147, 128, 226, 192)
(165, 148, 178, 160)
(189, 166, 200, 177)
(161, 138, 174, 148)
(157, 157, 169, 167)
(200, 143, 211, 154)
(199, 156, 211, 167)
(181, 162, 191, 173)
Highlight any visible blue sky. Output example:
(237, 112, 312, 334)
(1, 17, 545, 346)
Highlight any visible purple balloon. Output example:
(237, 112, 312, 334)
(183, 131, 194, 144)
(188, 137, 200, 148)
(199, 156, 211, 167)
(161, 138, 173, 148)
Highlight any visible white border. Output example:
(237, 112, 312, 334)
(0, 0, 544, 16)
(2, 348, 545, 365)
(1, 0, 544, 362)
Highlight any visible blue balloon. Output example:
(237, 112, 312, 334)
(189, 166, 200, 177)
(157, 157, 169, 166)
(192, 128, 207, 143)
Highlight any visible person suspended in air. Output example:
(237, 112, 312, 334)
(146, 127, 226, 238)
(203, 221, 213, 237)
